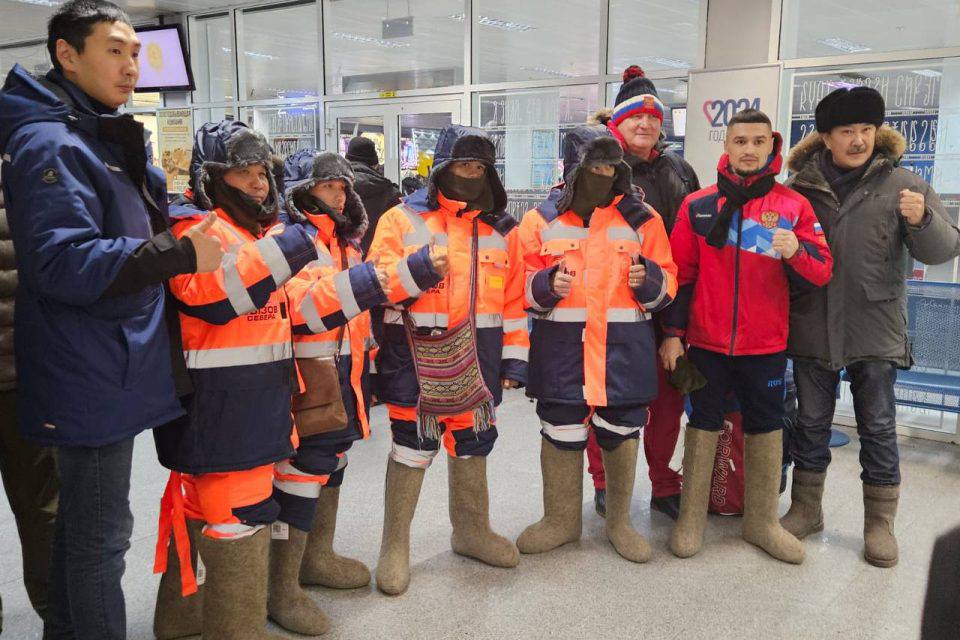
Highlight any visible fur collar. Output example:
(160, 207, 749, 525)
(787, 124, 906, 173)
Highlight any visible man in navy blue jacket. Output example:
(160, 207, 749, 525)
(0, 2, 223, 637)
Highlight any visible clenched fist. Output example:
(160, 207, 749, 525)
(772, 229, 800, 260)
(899, 189, 926, 227)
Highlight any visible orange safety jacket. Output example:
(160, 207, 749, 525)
(153, 206, 318, 474)
(519, 189, 678, 407)
(287, 211, 381, 440)
(368, 189, 529, 409)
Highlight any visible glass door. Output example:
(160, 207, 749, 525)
(326, 98, 462, 186)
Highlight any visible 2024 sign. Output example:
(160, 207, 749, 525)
(703, 98, 762, 128)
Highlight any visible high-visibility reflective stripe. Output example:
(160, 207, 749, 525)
(364, 336, 378, 351)
(334, 453, 348, 472)
(273, 477, 321, 498)
(399, 205, 434, 246)
(503, 317, 527, 333)
(295, 341, 349, 358)
(347, 253, 361, 267)
(403, 231, 448, 247)
(385, 309, 449, 328)
(607, 227, 642, 243)
(540, 420, 589, 443)
(184, 342, 292, 369)
(255, 236, 291, 285)
(502, 345, 529, 361)
(204, 522, 262, 539)
(275, 459, 313, 478)
(592, 414, 643, 436)
(333, 269, 361, 320)
(219, 222, 246, 246)
(478, 233, 506, 250)
(543, 308, 652, 323)
(221, 252, 258, 315)
(299, 290, 329, 334)
(525, 273, 549, 312)
(542, 226, 589, 242)
(305, 253, 335, 269)
(395, 256, 424, 298)
(390, 443, 437, 469)
(638, 273, 669, 310)
(476, 313, 503, 329)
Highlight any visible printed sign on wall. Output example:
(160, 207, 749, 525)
(684, 64, 783, 185)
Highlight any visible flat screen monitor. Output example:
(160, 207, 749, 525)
(135, 25, 195, 92)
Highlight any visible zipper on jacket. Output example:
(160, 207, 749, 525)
(729, 212, 744, 356)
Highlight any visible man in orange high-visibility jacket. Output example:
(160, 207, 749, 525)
(367, 125, 528, 596)
(516, 136, 678, 563)
(151, 123, 389, 640)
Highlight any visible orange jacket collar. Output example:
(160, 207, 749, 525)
(304, 211, 336, 244)
(436, 190, 482, 221)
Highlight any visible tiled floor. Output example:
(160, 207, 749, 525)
(1, 390, 956, 639)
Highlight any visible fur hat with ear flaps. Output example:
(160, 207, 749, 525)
(284, 149, 368, 241)
(194, 122, 280, 215)
(425, 124, 508, 215)
(556, 135, 634, 214)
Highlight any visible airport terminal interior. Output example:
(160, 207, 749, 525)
(1, 0, 960, 638)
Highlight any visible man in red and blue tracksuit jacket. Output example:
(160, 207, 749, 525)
(660, 109, 832, 566)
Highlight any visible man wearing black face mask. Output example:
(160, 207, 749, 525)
(518, 136, 677, 563)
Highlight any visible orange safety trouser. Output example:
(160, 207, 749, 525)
(387, 404, 498, 465)
(153, 464, 276, 597)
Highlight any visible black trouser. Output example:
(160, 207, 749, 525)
(790, 359, 900, 486)
(0, 389, 58, 631)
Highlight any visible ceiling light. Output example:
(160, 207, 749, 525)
(817, 37, 871, 53)
(521, 66, 574, 78)
(912, 69, 942, 78)
(9, 0, 61, 6)
(635, 56, 694, 69)
(447, 13, 535, 32)
(331, 32, 411, 48)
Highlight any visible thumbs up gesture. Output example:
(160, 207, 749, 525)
(185, 213, 224, 273)
(550, 260, 574, 298)
(428, 235, 449, 277)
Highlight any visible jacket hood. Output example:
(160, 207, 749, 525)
(587, 108, 613, 126)
(0, 65, 98, 152)
(717, 131, 784, 185)
(787, 124, 907, 173)
(284, 149, 367, 241)
(192, 122, 280, 215)
(424, 124, 509, 218)
(556, 136, 634, 214)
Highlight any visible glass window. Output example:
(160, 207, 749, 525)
(239, 2, 320, 101)
(336, 116, 386, 160)
(475, 84, 600, 218)
(607, 0, 706, 75)
(193, 107, 236, 130)
(323, 0, 464, 94)
(781, 0, 960, 59)
(474, 0, 600, 83)
(400, 112, 453, 182)
(242, 104, 320, 158)
(189, 13, 235, 103)
(0, 41, 51, 77)
(607, 77, 689, 155)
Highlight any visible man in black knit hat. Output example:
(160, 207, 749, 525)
(782, 86, 960, 568)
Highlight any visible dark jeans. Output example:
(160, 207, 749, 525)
(45, 437, 135, 640)
(790, 359, 900, 486)
(0, 389, 58, 632)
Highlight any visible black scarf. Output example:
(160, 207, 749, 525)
(570, 171, 616, 221)
(818, 150, 874, 205)
(438, 171, 494, 213)
(209, 179, 278, 237)
(294, 189, 351, 233)
(707, 170, 776, 249)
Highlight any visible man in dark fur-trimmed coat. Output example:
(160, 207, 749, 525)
(781, 86, 960, 569)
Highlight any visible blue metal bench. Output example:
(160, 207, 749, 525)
(891, 280, 960, 413)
